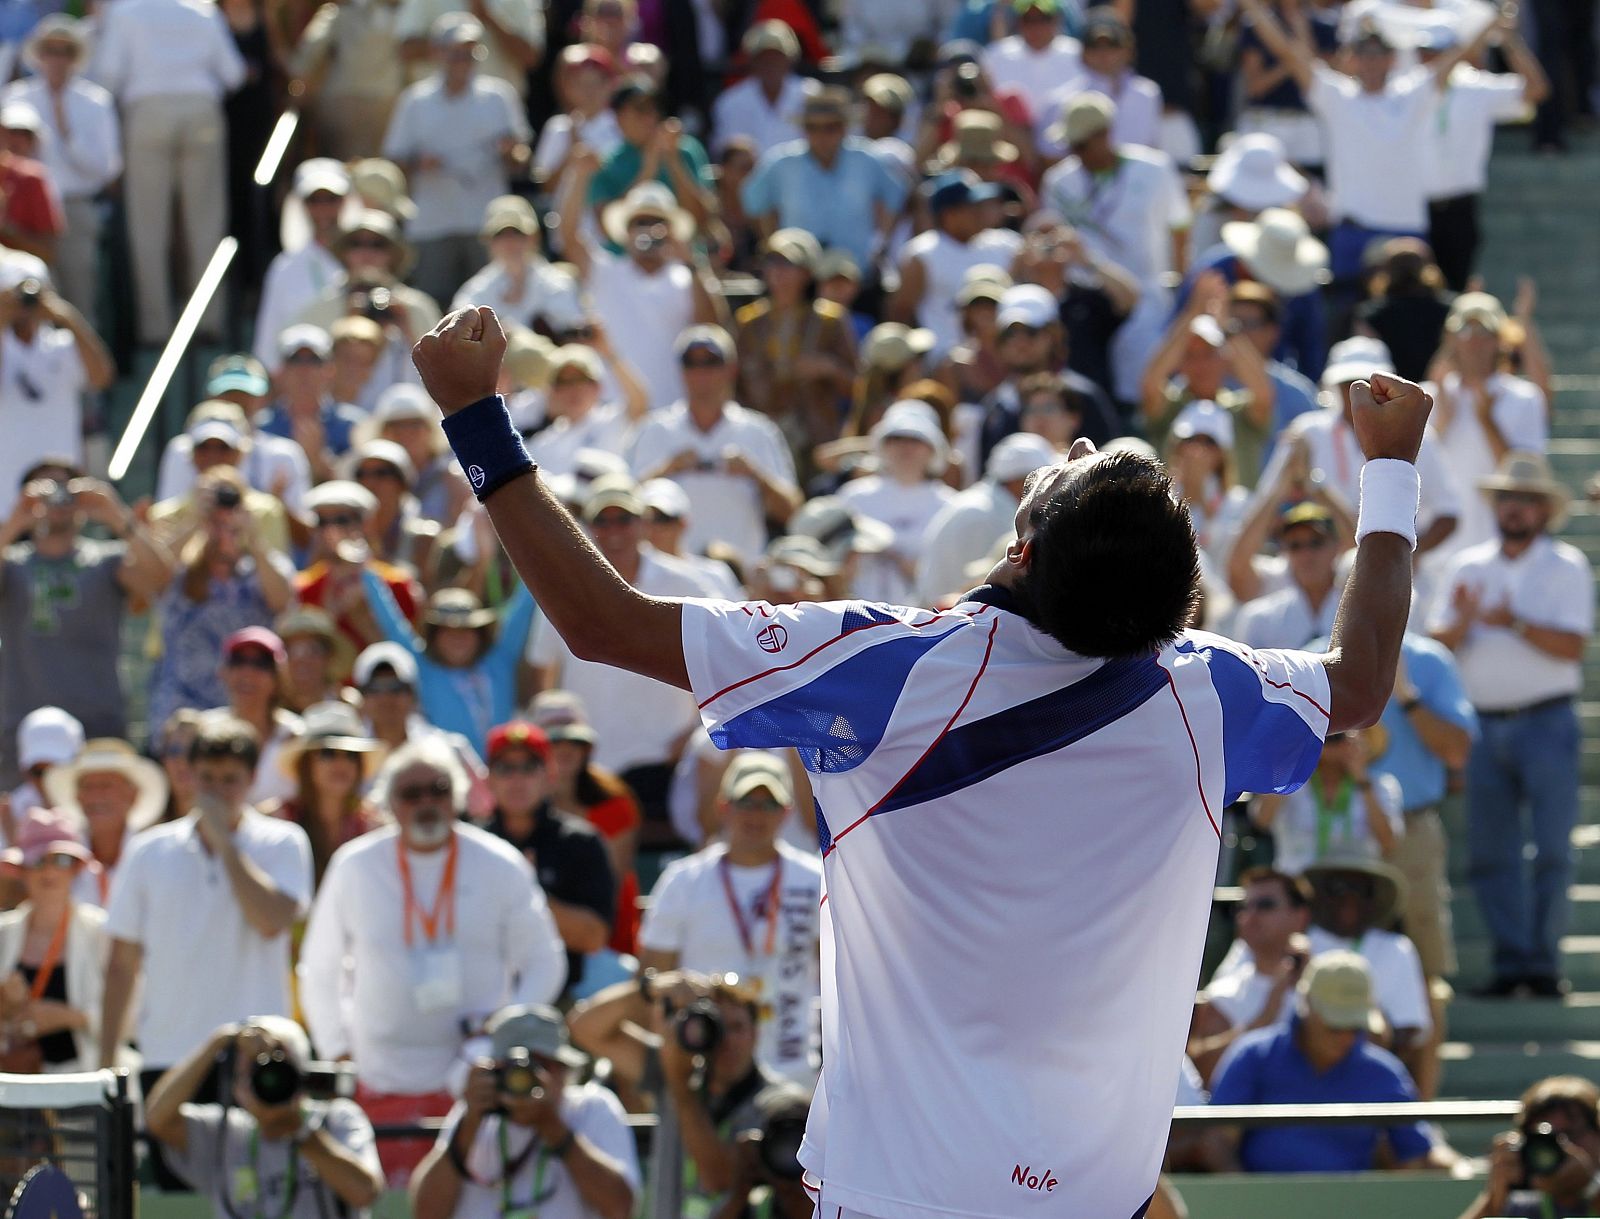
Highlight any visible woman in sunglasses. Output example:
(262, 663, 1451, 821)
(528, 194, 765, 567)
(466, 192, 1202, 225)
(265, 702, 387, 885)
(0, 806, 111, 1072)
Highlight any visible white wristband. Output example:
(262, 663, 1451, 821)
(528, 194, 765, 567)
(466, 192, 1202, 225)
(1356, 459, 1421, 551)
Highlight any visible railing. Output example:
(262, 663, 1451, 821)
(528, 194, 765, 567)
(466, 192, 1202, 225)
(106, 109, 301, 484)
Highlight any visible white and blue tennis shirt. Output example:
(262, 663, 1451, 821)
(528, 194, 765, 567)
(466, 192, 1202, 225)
(681, 587, 1330, 1219)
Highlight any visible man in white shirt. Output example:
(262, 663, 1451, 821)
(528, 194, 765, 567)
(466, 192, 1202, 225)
(394, 0, 542, 96)
(413, 304, 1432, 1218)
(916, 432, 1057, 608)
(3, 18, 119, 321)
(526, 345, 638, 476)
(1233, 502, 1346, 650)
(639, 751, 823, 1084)
(451, 194, 573, 331)
(99, 714, 313, 1189)
(890, 171, 1021, 357)
(529, 475, 719, 846)
(382, 14, 531, 306)
(629, 325, 800, 567)
(90, 0, 245, 344)
(1425, 292, 1548, 558)
(1416, 17, 1547, 289)
(1303, 852, 1435, 1086)
(254, 159, 351, 372)
(982, 0, 1083, 116)
(711, 21, 817, 157)
(1189, 868, 1312, 1085)
(299, 736, 565, 1186)
(1429, 452, 1594, 999)
(640, 478, 744, 599)
(559, 171, 727, 411)
(1037, 8, 1164, 157)
(1236, 0, 1513, 296)
(1040, 91, 1190, 402)
(411, 1005, 639, 1219)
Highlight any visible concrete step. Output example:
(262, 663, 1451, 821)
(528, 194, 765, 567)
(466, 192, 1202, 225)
(1454, 937, 1600, 989)
(1439, 1041, 1600, 1099)
(1451, 886, 1600, 943)
(1446, 993, 1600, 1043)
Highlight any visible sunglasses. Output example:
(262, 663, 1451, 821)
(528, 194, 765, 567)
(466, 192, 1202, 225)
(344, 236, 391, 251)
(284, 351, 326, 366)
(552, 374, 596, 388)
(646, 511, 681, 525)
(30, 854, 79, 871)
(362, 678, 412, 696)
(804, 121, 845, 133)
(1283, 535, 1331, 553)
(226, 652, 277, 671)
(732, 794, 785, 812)
(590, 511, 638, 528)
(490, 758, 544, 776)
(355, 465, 402, 482)
(194, 440, 237, 455)
(1324, 877, 1376, 900)
(313, 747, 360, 762)
(1239, 898, 1283, 914)
(1495, 491, 1546, 507)
(682, 355, 725, 369)
(393, 776, 452, 803)
(315, 512, 363, 528)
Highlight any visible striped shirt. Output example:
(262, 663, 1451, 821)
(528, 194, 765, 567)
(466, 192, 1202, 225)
(681, 586, 1329, 1218)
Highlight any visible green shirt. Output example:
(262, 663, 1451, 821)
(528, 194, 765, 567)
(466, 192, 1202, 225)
(588, 136, 714, 212)
(1152, 383, 1267, 490)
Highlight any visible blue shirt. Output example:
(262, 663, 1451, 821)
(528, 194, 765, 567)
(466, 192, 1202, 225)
(741, 138, 908, 268)
(256, 398, 365, 456)
(1174, 247, 1329, 382)
(1209, 1017, 1433, 1172)
(1372, 634, 1478, 810)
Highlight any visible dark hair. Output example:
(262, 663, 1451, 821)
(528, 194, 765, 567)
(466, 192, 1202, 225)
(610, 74, 661, 112)
(1520, 1076, 1600, 1133)
(189, 713, 262, 772)
(1238, 866, 1313, 909)
(1013, 452, 1200, 658)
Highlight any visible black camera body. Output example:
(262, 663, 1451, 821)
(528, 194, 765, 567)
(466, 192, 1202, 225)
(672, 998, 724, 1056)
(249, 1048, 354, 1107)
(214, 483, 243, 510)
(16, 278, 41, 309)
(1521, 1122, 1567, 1180)
(494, 1048, 545, 1100)
(754, 1112, 807, 1181)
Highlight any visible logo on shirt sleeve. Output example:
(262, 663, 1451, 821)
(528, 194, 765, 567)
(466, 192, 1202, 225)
(757, 624, 789, 654)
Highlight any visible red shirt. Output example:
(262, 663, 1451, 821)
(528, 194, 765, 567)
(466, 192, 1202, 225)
(0, 155, 63, 238)
(295, 560, 421, 650)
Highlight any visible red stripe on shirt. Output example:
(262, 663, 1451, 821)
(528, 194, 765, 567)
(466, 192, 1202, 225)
(824, 615, 1001, 854)
(1160, 661, 1219, 838)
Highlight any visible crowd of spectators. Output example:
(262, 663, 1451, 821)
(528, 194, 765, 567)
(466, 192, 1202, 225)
(0, 0, 1595, 1211)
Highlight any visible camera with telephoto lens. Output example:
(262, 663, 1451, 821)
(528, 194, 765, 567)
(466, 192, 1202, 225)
(249, 1048, 355, 1106)
(672, 998, 724, 1056)
(952, 63, 982, 100)
(1521, 1122, 1567, 1180)
(213, 483, 243, 510)
(494, 1048, 544, 1100)
(753, 1112, 807, 1181)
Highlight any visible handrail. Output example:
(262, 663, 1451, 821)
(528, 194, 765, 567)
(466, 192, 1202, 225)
(254, 109, 301, 189)
(107, 237, 238, 482)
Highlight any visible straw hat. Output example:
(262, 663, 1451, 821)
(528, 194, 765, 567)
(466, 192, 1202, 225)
(1221, 208, 1329, 297)
(43, 739, 168, 833)
(332, 209, 416, 277)
(424, 588, 497, 631)
(601, 182, 694, 246)
(1304, 850, 1407, 927)
(348, 159, 416, 221)
(862, 322, 935, 372)
(936, 110, 1019, 169)
(1477, 450, 1571, 529)
(276, 701, 387, 781)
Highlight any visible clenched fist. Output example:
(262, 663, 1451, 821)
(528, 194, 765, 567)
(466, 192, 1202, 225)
(412, 306, 508, 415)
(1348, 372, 1433, 465)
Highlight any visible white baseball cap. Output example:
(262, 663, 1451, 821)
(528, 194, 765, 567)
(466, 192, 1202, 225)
(1321, 336, 1395, 390)
(353, 641, 419, 688)
(1170, 399, 1236, 450)
(640, 478, 692, 520)
(986, 432, 1059, 484)
(996, 284, 1059, 332)
(17, 706, 84, 770)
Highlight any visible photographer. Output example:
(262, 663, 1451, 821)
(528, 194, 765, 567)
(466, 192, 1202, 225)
(1458, 1077, 1600, 1219)
(411, 1005, 637, 1219)
(568, 970, 785, 1217)
(146, 1018, 384, 1217)
(711, 1083, 813, 1219)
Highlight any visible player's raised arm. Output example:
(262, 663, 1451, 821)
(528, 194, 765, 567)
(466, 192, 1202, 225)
(1320, 372, 1434, 733)
(412, 308, 691, 690)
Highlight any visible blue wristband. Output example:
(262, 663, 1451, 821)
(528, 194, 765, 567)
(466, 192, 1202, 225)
(440, 394, 535, 502)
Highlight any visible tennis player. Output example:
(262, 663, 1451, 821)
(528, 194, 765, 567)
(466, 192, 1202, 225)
(414, 306, 1429, 1219)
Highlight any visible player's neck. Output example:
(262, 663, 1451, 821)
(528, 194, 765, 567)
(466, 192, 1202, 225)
(724, 840, 779, 867)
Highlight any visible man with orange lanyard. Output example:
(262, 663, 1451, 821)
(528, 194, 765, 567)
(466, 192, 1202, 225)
(298, 735, 564, 1188)
(638, 751, 822, 1086)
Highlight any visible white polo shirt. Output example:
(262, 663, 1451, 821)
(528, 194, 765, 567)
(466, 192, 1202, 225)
(1426, 66, 1527, 199)
(639, 840, 823, 1083)
(1308, 64, 1438, 231)
(439, 1084, 641, 1219)
(836, 476, 955, 606)
(587, 253, 696, 411)
(1232, 581, 1343, 652)
(680, 592, 1330, 1218)
(1203, 953, 1291, 1032)
(982, 34, 1083, 113)
(1040, 144, 1190, 290)
(711, 74, 818, 156)
(1307, 924, 1432, 1034)
(298, 823, 565, 1095)
(526, 404, 636, 477)
(105, 812, 313, 1068)
(1426, 535, 1594, 710)
(629, 401, 797, 566)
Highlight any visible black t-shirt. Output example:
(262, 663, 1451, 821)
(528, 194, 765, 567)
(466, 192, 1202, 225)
(487, 803, 615, 992)
(1355, 295, 1452, 383)
(16, 960, 75, 1065)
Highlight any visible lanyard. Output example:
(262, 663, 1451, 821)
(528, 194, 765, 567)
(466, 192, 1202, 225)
(396, 832, 459, 948)
(497, 1121, 551, 1216)
(27, 905, 70, 1002)
(1312, 777, 1355, 858)
(234, 1128, 299, 1219)
(95, 866, 109, 907)
(719, 856, 782, 961)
